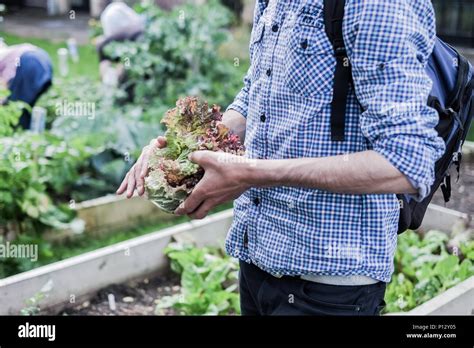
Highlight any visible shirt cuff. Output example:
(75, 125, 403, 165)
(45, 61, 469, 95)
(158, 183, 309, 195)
(405, 177, 429, 202)
(374, 146, 433, 202)
(226, 99, 248, 119)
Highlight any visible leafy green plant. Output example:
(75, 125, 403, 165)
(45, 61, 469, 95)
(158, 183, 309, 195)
(460, 240, 474, 260)
(156, 242, 240, 315)
(104, 0, 243, 108)
(36, 77, 105, 129)
(0, 89, 29, 136)
(40, 78, 156, 201)
(0, 132, 88, 237)
(385, 230, 474, 313)
(145, 97, 244, 213)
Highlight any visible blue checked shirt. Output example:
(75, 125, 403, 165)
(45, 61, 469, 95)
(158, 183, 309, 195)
(225, 0, 445, 282)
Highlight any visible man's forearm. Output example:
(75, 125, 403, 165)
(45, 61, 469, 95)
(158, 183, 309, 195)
(245, 150, 417, 195)
(222, 109, 246, 142)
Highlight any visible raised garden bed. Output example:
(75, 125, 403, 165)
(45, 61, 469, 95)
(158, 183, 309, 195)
(2, 143, 473, 315)
(0, 210, 233, 315)
(44, 195, 176, 242)
(1, 204, 472, 315)
(407, 276, 474, 315)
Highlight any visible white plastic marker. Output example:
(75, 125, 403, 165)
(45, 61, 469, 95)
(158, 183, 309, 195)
(31, 106, 46, 133)
(67, 38, 79, 62)
(108, 293, 117, 311)
(57, 48, 69, 77)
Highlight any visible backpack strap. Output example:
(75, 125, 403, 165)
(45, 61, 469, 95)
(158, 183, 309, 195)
(324, 0, 350, 141)
(447, 53, 470, 113)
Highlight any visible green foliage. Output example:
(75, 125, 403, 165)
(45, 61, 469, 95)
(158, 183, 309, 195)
(0, 132, 88, 234)
(104, 0, 243, 108)
(40, 78, 159, 201)
(156, 242, 240, 315)
(20, 279, 54, 316)
(385, 230, 474, 313)
(460, 240, 474, 260)
(0, 89, 29, 136)
(36, 77, 105, 129)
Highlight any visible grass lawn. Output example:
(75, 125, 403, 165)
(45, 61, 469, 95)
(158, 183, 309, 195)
(0, 31, 99, 80)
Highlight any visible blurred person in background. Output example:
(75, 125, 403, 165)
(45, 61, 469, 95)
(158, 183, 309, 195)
(0, 41, 52, 129)
(95, 1, 145, 86)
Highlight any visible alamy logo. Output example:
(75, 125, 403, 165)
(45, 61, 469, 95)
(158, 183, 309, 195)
(0, 242, 38, 262)
(55, 100, 96, 119)
(18, 322, 56, 341)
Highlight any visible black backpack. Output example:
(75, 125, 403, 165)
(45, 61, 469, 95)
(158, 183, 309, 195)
(323, 0, 474, 233)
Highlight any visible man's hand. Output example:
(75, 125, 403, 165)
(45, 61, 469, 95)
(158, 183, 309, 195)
(116, 136, 167, 198)
(174, 151, 252, 219)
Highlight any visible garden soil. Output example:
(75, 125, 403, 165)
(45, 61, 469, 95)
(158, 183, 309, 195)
(432, 157, 474, 218)
(61, 273, 180, 315)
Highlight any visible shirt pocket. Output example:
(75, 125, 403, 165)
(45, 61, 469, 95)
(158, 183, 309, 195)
(285, 5, 335, 101)
(249, 19, 265, 81)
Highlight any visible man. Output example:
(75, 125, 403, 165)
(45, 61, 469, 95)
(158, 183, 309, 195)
(118, 0, 444, 315)
(0, 42, 52, 129)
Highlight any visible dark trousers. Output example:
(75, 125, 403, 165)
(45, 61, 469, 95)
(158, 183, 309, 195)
(239, 260, 386, 316)
(8, 50, 52, 129)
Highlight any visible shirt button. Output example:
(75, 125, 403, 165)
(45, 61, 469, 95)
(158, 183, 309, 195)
(300, 39, 308, 50)
(253, 197, 260, 206)
(260, 113, 266, 122)
(266, 68, 272, 76)
(287, 200, 295, 210)
(272, 24, 279, 32)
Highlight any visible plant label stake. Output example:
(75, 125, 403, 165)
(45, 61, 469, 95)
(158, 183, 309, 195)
(108, 293, 116, 311)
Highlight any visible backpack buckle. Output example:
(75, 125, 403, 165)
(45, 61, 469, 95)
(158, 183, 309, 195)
(440, 174, 452, 203)
(334, 46, 346, 58)
(453, 150, 462, 183)
(446, 107, 465, 131)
